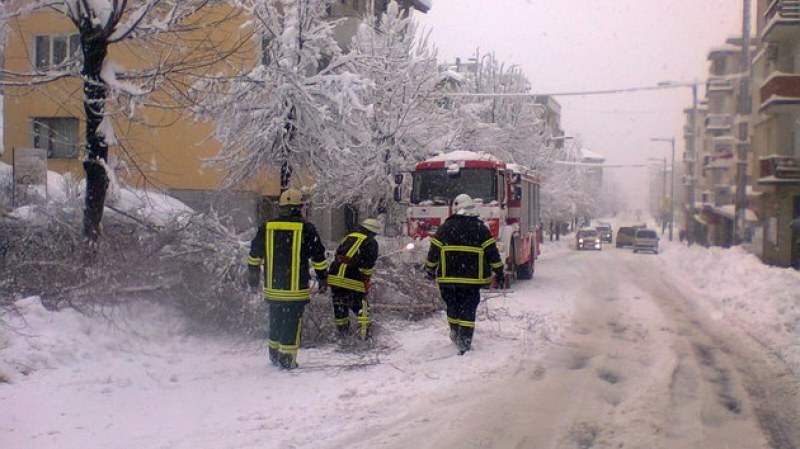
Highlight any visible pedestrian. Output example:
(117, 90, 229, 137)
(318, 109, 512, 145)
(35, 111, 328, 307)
(247, 188, 329, 370)
(425, 194, 504, 355)
(328, 218, 381, 340)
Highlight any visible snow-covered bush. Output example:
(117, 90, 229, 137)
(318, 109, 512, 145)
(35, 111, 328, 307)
(0, 206, 442, 347)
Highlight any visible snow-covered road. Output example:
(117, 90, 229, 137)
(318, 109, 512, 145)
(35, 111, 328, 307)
(2, 238, 799, 449)
(334, 244, 800, 449)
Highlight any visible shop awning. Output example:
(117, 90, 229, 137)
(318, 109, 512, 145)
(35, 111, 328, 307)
(711, 205, 759, 222)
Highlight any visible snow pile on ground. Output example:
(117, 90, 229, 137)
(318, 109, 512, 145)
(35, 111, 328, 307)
(0, 276, 567, 448)
(660, 241, 800, 372)
(1, 161, 193, 226)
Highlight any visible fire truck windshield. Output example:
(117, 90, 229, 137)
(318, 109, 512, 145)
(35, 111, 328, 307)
(410, 168, 497, 205)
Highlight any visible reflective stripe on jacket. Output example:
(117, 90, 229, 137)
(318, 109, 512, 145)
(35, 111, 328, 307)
(248, 215, 328, 301)
(425, 215, 503, 285)
(328, 230, 379, 293)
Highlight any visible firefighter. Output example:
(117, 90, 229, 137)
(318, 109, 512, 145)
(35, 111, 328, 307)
(425, 193, 504, 355)
(247, 188, 329, 370)
(328, 218, 381, 340)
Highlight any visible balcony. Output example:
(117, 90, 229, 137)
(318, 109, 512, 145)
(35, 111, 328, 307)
(712, 136, 735, 155)
(705, 114, 733, 132)
(703, 153, 734, 173)
(707, 77, 735, 94)
(763, 0, 800, 43)
(760, 73, 800, 113)
(759, 155, 800, 183)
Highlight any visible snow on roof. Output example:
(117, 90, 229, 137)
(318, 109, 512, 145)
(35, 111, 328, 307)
(440, 69, 465, 83)
(707, 44, 740, 58)
(580, 148, 605, 161)
(714, 204, 758, 222)
(426, 150, 499, 162)
(506, 163, 531, 174)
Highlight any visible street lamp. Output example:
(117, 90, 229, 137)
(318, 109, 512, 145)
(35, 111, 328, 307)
(651, 137, 675, 241)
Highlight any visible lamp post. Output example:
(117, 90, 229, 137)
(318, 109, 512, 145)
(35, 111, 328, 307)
(651, 137, 676, 241)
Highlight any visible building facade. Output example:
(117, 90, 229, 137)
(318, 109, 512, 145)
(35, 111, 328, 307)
(751, 0, 800, 268)
(2, 1, 429, 241)
(696, 38, 751, 247)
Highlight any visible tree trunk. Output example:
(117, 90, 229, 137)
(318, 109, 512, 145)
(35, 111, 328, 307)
(80, 25, 110, 242)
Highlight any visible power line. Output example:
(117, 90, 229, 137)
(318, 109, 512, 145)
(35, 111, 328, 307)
(444, 83, 689, 98)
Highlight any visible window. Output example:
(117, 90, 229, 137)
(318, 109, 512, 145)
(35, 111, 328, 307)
(410, 168, 496, 205)
(32, 118, 80, 159)
(34, 34, 80, 70)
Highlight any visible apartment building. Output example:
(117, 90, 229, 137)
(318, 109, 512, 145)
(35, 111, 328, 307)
(682, 99, 708, 245)
(693, 38, 752, 247)
(751, 0, 800, 268)
(2, 1, 429, 240)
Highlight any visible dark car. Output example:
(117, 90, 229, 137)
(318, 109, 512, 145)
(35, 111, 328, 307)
(596, 224, 613, 243)
(616, 227, 636, 248)
(576, 228, 602, 251)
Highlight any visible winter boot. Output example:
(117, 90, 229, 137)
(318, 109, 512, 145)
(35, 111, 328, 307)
(268, 347, 280, 366)
(449, 323, 460, 344)
(337, 323, 351, 338)
(458, 327, 474, 355)
(278, 353, 298, 370)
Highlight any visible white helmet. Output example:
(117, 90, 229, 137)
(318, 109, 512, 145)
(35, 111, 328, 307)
(452, 193, 477, 216)
(361, 218, 382, 234)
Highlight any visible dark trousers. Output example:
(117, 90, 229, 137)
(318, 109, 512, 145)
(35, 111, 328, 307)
(439, 285, 481, 352)
(267, 300, 308, 369)
(331, 287, 370, 337)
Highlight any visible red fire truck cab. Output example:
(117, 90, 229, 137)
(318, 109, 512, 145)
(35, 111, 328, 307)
(404, 150, 541, 285)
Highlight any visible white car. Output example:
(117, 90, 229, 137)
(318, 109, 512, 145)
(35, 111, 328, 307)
(632, 229, 659, 254)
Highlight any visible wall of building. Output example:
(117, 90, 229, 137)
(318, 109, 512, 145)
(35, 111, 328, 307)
(760, 186, 800, 267)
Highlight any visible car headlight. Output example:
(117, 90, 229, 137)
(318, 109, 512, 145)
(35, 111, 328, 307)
(578, 239, 584, 243)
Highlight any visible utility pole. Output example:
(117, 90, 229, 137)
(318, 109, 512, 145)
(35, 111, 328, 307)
(651, 137, 676, 241)
(735, 0, 752, 245)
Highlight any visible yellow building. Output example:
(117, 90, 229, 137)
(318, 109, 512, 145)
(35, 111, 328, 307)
(2, 1, 429, 238)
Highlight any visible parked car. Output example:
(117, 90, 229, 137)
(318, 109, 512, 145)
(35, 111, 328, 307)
(616, 227, 636, 248)
(633, 228, 659, 254)
(596, 223, 613, 243)
(576, 228, 602, 251)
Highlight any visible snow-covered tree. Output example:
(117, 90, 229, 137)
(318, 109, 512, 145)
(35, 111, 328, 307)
(331, 0, 453, 212)
(448, 53, 553, 170)
(1, 0, 247, 242)
(539, 140, 599, 226)
(195, 0, 370, 194)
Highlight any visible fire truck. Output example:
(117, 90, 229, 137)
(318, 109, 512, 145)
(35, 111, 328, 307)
(402, 150, 542, 285)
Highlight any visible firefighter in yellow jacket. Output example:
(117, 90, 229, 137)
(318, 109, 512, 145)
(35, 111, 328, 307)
(425, 194, 504, 354)
(328, 218, 381, 340)
(247, 188, 329, 370)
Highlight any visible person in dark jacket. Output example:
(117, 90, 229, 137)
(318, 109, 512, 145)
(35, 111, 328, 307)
(328, 218, 381, 340)
(248, 188, 329, 370)
(425, 194, 504, 354)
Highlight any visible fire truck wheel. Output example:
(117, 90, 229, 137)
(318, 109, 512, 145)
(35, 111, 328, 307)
(516, 242, 534, 280)
(505, 240, 518, 288)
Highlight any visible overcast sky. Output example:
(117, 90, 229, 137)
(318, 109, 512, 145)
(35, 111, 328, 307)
(415, 0, 747, 211)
